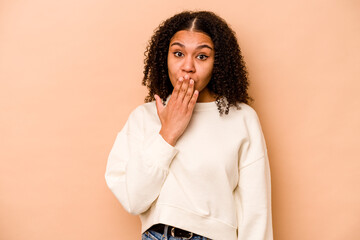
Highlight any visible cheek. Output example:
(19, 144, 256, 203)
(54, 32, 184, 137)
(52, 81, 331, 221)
(167, 57, 177, 75)
(167, 59, 177, 87)
(200, 63, 214, 81)
(201, 64, 214, 87)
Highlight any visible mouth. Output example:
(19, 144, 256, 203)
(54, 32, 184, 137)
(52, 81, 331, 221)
(178, 75, 196, 82)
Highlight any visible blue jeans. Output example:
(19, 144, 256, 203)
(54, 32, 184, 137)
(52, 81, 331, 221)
(141, 224, 211, 240)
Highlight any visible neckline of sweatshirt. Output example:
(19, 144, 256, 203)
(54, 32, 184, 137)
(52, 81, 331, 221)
(165, 94, 218, 112)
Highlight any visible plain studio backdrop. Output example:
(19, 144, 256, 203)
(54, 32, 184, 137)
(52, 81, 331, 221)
(0, 0, 359, 239)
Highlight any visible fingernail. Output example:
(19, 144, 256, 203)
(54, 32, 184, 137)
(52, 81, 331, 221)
(190, 79, 194, 85)
(178, 77, 183, 82)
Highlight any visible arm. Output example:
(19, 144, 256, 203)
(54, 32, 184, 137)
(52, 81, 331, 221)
(105, 75, 198, 215)
(105, 110, 178, 215)
(235, 107, 273, 239)
(235, 154, 273, 239)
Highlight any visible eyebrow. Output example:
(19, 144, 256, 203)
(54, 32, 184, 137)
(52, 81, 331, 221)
(170, 42, 213, 50)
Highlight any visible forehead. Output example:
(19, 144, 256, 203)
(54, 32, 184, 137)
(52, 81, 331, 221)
(169, 30, 214, 46)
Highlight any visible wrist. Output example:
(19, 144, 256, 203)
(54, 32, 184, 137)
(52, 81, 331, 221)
(159, 129, 178, 146)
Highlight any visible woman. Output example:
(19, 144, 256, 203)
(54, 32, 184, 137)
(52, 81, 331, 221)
(105, 11, 273, 240)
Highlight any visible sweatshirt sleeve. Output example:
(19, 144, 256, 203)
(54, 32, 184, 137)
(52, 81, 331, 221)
(234, 106, 273, 240)
(105, 106, 178, 215)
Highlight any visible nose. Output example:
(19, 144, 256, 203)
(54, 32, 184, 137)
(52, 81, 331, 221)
(181, 56, 195, 73)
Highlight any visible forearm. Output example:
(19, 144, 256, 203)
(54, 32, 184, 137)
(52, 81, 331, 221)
(105, 131, 178, 215)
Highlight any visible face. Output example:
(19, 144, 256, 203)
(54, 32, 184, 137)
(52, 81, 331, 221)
(167, 30, 215, 102)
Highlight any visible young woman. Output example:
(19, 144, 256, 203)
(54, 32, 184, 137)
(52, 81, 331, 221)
(105, 11, 273, 240)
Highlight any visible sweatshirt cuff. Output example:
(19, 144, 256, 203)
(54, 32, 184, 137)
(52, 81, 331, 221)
(143, 133, 179, 170)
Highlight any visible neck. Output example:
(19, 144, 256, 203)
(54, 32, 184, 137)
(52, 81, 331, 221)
(197, 88, 216, 102)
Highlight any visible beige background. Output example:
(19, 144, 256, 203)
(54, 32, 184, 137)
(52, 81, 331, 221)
(1, 0, 359, 239)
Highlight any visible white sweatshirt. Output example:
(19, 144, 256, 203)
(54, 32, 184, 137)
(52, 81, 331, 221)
(105, 99, 273, 240)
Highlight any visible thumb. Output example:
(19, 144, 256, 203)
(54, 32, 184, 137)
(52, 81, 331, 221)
(154, 94, 164, 115)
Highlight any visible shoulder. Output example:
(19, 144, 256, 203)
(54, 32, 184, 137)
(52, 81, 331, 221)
(122, 101, 157, 135)
(229, 102, 260, 122)
(237, 103, 258, 116)
(128, 101, 156, 119)
(126, 101, 158, 128)
(236, 104, 268, 161)
(233, 103, 265, 138)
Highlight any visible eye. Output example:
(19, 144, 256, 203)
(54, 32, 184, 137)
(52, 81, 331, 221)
(173, 51, 184, 57)
(197, 54, 209, 60)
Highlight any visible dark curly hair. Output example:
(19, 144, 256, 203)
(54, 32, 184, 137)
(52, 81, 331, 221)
(142, 10, 253, 115)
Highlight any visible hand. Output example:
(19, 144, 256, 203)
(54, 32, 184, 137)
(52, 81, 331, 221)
(155, 75, 198, 146)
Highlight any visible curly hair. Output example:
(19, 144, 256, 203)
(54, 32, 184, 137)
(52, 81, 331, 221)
(142, 11, 253, 115)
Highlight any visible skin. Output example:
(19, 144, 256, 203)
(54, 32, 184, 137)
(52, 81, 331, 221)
(154, 30, 216, 146)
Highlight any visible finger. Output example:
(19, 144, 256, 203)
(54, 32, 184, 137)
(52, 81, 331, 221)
(187, 90, 198, 112)
(154, 94, 164, 115)
(183, 79, 194, 105)
(178, 77, 189, 101)
(171, 77, 183, 100)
